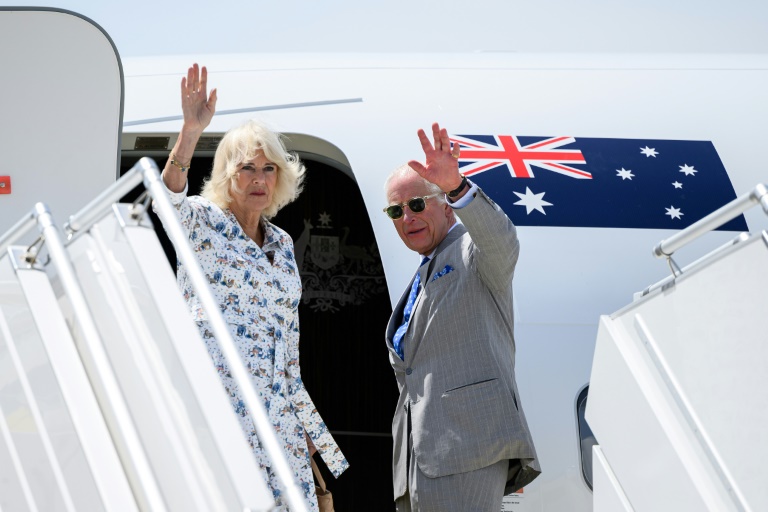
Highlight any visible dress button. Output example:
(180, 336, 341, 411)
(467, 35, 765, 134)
(405, 367, 413, 375)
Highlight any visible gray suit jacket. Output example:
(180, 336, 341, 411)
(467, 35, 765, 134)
(385, 187, 541, 500)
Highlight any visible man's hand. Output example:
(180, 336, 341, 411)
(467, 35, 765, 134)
(408, 122, 463, 194)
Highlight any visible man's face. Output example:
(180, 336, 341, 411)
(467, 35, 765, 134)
(386, 172, 453, 255)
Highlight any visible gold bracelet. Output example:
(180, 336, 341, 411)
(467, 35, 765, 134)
(170, 154, 190, 173)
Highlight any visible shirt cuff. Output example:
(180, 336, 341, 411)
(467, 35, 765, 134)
(446, 179, 478, 209)
(165, 180, 189, 205)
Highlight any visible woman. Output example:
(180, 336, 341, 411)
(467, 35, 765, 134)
(160, 63, 348, 511)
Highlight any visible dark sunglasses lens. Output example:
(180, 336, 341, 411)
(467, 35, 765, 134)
(386, 205, 404, 219)
(408, 197, 427, 213)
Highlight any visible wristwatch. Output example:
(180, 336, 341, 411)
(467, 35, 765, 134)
(447, 174, 468, 198)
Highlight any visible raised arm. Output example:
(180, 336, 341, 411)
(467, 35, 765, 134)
(411, 122, 519, 290)
(162, 63, 218, 193)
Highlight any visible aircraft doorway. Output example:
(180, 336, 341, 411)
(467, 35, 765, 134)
(120, 154, 397, 511)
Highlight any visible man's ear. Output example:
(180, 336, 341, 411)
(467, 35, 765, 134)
(444, 202, 455, 220)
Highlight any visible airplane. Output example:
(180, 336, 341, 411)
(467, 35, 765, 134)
(1, 7, 766, 512)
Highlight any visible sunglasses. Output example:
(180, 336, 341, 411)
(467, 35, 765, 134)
(383, 194, 439, 220)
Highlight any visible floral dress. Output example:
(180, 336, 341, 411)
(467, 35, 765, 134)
(163, 185, 349, 511)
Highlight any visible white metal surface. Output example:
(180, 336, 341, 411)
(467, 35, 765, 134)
(0, 258, 75, 511)
(0, 197, 279, 510)
(0, 389, 36, 511)
(592, 446, 633, 512)
(36, 203, 167, 512)
(66, 226, 217, 511)
(0, 282, 41, 512)
(0, 8, 120, 237)
(10, 248, 136, 511)
(588, 230, 768, 511)
(588, 314, 723, 511)
(588, 315, 717, 511)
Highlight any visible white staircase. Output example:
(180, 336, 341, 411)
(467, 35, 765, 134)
(587, 184, 768, 512)
(0, 160, 289, 511)
(0, 10, 308, 510)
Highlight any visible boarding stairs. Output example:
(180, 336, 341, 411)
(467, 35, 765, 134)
(0, 158, 310, 512)
(587, 184, 768, 512)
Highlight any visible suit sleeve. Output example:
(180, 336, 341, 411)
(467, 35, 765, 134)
(451, 185, 520, 293)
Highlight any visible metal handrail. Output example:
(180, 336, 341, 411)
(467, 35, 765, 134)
(64, 166, 144, 236)
(137, 157, 310, 512)
(32, 202, 167, 511)
(640, 233, 750, 298)
(653, 183, 768, 258)
(0, 209, 35, 259)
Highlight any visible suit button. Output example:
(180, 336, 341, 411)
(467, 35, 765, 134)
(405, 368, 413, 375)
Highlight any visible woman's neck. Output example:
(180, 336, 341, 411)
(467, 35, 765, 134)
(229, 203, 263, 246)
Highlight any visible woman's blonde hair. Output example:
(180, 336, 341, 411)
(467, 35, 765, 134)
(201, 120, 305, 219)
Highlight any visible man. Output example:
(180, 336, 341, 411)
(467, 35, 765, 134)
(383, 123, 540, 511)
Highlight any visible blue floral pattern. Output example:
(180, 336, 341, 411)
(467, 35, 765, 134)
(162, 186, 348, 511)
(430, 264, 455, 282)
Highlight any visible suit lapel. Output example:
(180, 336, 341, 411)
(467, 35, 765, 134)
(405, 224, 467, 359)
(386, 273, 416, 360)
(423, 224, 466, 285)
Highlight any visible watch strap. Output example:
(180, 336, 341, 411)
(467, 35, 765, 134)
(447, 174, 467, 197)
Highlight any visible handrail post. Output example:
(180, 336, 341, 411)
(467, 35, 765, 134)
(64, 166, 144, 236)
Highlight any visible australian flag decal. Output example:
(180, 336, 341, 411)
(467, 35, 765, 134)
(451, 134, 747, 231)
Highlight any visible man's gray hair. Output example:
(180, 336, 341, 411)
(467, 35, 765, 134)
(384, 164, 445, 204)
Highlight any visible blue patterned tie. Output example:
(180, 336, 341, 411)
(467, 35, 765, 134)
(393, 256, 429, 360)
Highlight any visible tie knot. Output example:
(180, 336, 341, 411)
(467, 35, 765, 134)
(419, 256, 430, 267)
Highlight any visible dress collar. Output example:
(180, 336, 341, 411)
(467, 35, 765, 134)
(223, 208, 285, 251)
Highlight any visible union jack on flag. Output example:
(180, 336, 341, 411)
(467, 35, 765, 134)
(451, 135, 591, 180)
(450, 134, 746, 231)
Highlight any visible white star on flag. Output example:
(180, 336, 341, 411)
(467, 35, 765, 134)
(616, 168, 634, 180)
(665, 206, 684, 219)
(640, 146, 658, 157)
(672, 181, 683, 189)
(679, 164, 697, 176)
(513, 187, 553, 215)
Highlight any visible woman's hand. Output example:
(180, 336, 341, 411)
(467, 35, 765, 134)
(162, 63, 217, 193)
(181, 63, 217, 135)
(407, 122, 463, 195)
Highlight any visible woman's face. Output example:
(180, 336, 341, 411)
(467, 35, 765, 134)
(229, 149, 278, 217)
